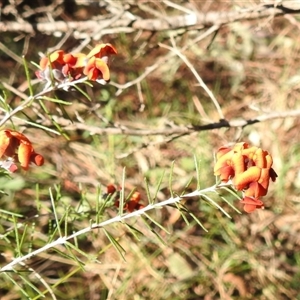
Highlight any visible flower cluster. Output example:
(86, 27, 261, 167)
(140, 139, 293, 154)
(35, 43, 117, 87)
(105, 184, 145, 213)
(214, 142, 277, 213)
(0, 129, 44, 172)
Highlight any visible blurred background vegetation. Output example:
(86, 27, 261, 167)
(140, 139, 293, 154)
(0, 0, 300, 299)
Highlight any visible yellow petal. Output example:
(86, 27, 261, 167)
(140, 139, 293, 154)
(231, 152, 245, 174)
(241, 146, 258, 160)
(18, 143, 33, 170)
(258, 168, 270, 190)
(253, 148, 267, 168)
(0, 130, 10, 158)
(233, 166, 261, 190)
(265, 154, 273, 169)
(94, 58, 110, 81)
(49, 50, 65, 63)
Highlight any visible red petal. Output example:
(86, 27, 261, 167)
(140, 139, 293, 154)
(87, 43, 117, 59)
(30, 152, 44, 166)
(127, 200, 138, 212)
(218, 165, 235, 182)
(240, 197, 264, 213)
(106, 184, 116, 194)
(87, 68, 99, 81)
(63, 53, 77, 65)
(9, 163, 18, 173)
(244, 181, 267, 198)
(6, 130, 31, 144)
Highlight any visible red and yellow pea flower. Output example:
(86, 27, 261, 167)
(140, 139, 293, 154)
(214, 142, 277, 213)
(61, 52, 87, 80)
(125, 191, 145, 213)
(87, 43, 117, 59)
(115, 191, 145, 213)
(105, 184, 145, 213)
(0, 129, 44, 172)
(83, 56, 110, 81)
(35, 50, 66, 82)
(39, 50, 65, 70)
(35, 43, 117, 85)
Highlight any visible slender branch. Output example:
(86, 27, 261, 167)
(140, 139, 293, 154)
(0, 77, 89, 127)
(50, 108, 300, 136)
(0, 184, 226, 272)
(0, 2, 299, 35)
(3, 94, 300, 137)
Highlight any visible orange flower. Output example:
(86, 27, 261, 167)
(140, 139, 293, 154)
(0, 129, 44, 171)
(84, 44, 117, 82)
(214, 142, 277, 213)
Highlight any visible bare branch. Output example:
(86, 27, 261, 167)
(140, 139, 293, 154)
(46, 109, 300, 136)
(1, 2, 299, 36)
